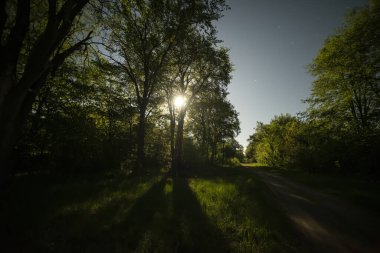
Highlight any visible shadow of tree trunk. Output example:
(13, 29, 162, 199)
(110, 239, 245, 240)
(3, 174, 232, 252)
(172, 177, 230, 252)
(48, 177, 170, 253)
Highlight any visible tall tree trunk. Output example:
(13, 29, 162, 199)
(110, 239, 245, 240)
(0, 80, 39, 184)
(135, 109, 146, 174)
(210, 142, 217, 165)
(169, 115, 176, 174)
(200, 110, 208, 161)
(174, 110, 186, 173)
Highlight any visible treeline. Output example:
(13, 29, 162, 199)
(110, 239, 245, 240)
(0, 0, 242, 180)
(246, 3, 380, 177)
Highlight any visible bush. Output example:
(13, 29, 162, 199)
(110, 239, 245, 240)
(226, 157, 241, 167)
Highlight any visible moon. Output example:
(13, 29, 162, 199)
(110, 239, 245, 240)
(174, 95, 186, 108)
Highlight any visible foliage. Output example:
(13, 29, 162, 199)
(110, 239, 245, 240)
(0, 0, 93, 181)
(4, 0, 240, 178)
(188, 88, 240, 165)
(246, 114, 303, 169)
(307, 5, 380, 132)
(96, 0, 232, 172)
(14, 56, 135, 172)
(246, 4, 380, 177)
(304, 4, 380, 175)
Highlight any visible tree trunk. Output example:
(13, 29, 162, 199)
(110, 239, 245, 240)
(0, 80, 38, 184)
(0, 115, 16, 185)
(0, 0, 90, 185)
(210, 142, 217, 165)
(169, 115, 176, 174)
(174, 110, 186, 173)
(222, 140, 225, 164)
(135, 109, 146, 174)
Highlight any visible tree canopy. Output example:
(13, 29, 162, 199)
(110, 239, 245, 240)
(246, 3, 380, 177)
(0, 0, 242, 181)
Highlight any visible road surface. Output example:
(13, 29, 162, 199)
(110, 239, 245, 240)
(249, 167, 380, 253)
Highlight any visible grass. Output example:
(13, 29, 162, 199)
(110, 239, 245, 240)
(1, 167, 302, 252)
(243, 163, 380, 213)
(186, 167, 300, 252)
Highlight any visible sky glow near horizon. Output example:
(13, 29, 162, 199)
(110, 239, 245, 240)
(216, 0, 367, 149)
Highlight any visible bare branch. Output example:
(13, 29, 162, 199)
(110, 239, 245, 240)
(50, 31, 93, 74)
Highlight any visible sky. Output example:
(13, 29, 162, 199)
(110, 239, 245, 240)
(216, 0, 367, 149)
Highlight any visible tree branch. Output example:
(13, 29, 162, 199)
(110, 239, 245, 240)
(50, 31, 93, 74)
(0, 0, 30, 70)
(0, 0, 7, 43)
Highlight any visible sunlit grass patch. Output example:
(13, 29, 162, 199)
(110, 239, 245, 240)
(241, 163, 268, 167)
(188, 172, 299, 252)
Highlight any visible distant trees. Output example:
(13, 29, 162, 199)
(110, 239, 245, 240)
(246, 2, 380, 177)
(189, 88, 240, 165)
(246, 114, 303, 168)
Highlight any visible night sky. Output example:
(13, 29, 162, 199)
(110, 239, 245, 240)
(216, 0, 367, 148)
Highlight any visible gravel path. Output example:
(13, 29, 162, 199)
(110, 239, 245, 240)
(249, 167, 380, 253)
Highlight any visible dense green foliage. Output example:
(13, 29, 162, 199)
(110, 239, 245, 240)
(246, 114, 303, 169)
(3, 0, 242, 177)
(246, 4, 380, 177)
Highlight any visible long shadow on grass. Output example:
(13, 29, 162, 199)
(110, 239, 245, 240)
(49, 176, 170, 253)
(3, 175, 168, 253)
(58, 176, 231, 252)
(3, 173, 231, 252)
(1, 172, 139, 253)
(172, 177, 231, 252)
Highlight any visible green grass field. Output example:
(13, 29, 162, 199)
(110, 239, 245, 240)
(1, 167, 302, 252)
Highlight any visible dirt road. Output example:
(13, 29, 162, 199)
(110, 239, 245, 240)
(249, 167, 380, 253)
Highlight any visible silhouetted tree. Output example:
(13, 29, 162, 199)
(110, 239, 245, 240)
(0, 0, 91, 182)
(98, 0, 229, 174)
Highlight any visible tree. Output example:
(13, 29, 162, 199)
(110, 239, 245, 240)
(244, 1, 380, 176)
(98, 0, 177, 173)
(99, 0, 229, 173)
(247, 114, 302, 168)
(189, 88, 239, 165)
(305, 1, 380, 175)
(13, 52, 137, 173)
(166, 41, 233, 172)
(0, 0, 91, 182)
(307, 3, 380, 133)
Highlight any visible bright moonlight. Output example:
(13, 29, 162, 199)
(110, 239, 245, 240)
(174, 95, 186, 108)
